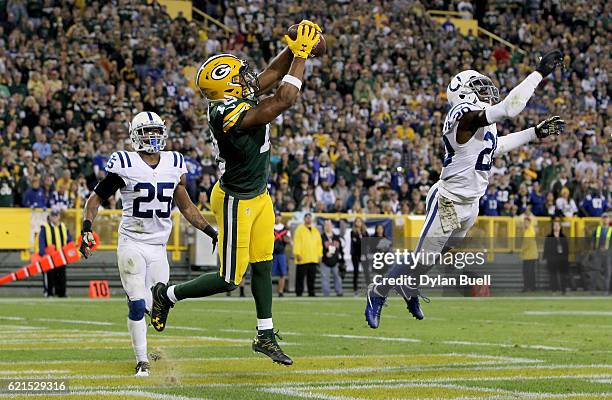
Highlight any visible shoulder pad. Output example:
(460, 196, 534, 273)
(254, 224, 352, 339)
(170, 151, 188, 175)
(443, 102, 485, 133)
(105, 151, 133, 175)
(211, 97, 253, 133)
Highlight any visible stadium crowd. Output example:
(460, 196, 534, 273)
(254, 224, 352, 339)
(0, 0, 609, 220)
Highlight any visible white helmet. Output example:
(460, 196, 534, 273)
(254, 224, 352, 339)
(446, 69, 500, 108)
(128, 111, 167, 153)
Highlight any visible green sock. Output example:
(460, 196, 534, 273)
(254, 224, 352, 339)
(174, 272, 236, 301)
(250, 261, 273, 319)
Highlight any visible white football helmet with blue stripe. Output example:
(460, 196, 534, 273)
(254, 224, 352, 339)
(129, 111, 167, 153)
(446, 70, 500, 108)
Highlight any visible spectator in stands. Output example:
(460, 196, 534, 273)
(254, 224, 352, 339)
(293, 213, 322, 297)
(520, 213, 538, 292)
(0, 166, 15, 207)
(581, 184, 608, 217)
(441, 17, 455, 33)
(529, 182, 546, 217)
(0, 0, 608, 233)
(591, 213, 611, 295)
(49, 183, 72, 212)
(350, 217, 369, 294)
(543, 192, 558, 218)
(543, 218, 569, 294)
(481, 183, 499, 216)
(272, 211, 291, 297)
(39, 210, 73, 297)
(320, 220, 344, 297)
(22, 176, 46, 208)
(556, 187, 578, 217)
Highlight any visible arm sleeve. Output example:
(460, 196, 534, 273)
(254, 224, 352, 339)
(496, 127, 537, 154)
(93, 172, 126, 200)
(485, 72, 543, 123)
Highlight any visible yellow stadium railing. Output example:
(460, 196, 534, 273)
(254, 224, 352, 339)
(477, 26, 527, 56)
(6, 208, 604, 261)
(426, 10, 527, 55)
(192, 6, 234, 35)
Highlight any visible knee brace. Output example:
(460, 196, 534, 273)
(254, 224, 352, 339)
(128, 299, 146, 321)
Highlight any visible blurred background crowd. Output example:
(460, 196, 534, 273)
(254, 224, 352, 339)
(0, 0, 609, 219)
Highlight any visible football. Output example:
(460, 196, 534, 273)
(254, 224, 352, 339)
(287, 23, 327, 57)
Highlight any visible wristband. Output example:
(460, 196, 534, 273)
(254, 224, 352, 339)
(282, 75, 302, 91)
(203, 225, 217, 240)
(82, 219, 92, 233)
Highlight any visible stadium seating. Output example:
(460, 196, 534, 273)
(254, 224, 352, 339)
(0, 0, 608, 219)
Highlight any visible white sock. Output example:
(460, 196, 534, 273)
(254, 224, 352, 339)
(127, 318, 148, 363)
(167, 285, 177, 303)
(257, 318, 273, 331)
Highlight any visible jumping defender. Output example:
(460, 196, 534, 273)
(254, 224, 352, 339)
(79, 111, 217, 376)
(365, 50, 566, 328)
(150, 21, 322, 365)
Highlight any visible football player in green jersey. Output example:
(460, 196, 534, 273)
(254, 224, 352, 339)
(151, 21, 322, 365)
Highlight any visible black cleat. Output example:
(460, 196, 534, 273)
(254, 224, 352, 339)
(151, 282, 174, 332)
(404, 293, 430, 320)
(134, 361, 150, 377)
(252, 329, 293, 366)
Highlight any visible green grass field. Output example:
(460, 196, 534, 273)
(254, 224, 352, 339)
(0, 296, 611, 399)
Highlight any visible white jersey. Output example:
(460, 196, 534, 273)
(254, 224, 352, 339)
(439, 102, 498, 203)
(105, 151, 188, 245)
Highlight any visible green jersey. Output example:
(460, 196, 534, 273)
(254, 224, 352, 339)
(207, 97, 271, 199)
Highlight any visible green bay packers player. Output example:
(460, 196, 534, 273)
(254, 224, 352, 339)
(151, 21, 322, 365)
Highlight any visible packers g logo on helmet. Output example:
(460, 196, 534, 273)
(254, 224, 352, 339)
(196, 54, 260, 101)
(211, 64, 232, 80)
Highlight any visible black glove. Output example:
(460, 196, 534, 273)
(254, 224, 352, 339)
(203, 225, 218, 252)
(79, 219, 95, 259)
(535, 115, 565, 139)
(536, 50, 564, 76)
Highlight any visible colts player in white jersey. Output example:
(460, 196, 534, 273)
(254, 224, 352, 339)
(365, 50, 566, 328)
(79, 111, 218, 376)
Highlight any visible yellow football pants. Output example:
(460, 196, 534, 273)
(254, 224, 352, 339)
(211, 182, 274, 285)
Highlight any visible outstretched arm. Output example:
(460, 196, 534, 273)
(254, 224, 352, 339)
(256, 47, 293, 95)
(240, 24, 320, 129)
(257, 20, 322, 94)
(456, 50, 563, 144)
(80, 172, 125, 258)
(239, 57, 306, 129)
(174, 175, 217, 248)
(496, 116, 565, 154)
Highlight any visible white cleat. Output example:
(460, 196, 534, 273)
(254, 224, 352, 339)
(134, 361, 150, 377)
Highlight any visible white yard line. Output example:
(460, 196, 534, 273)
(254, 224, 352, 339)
(442, 340, 575, 352)
(525, 311, 612, 317)
(321, 334, 575, 351)
(0, 352, 545, 366)
(0, 369, 70, 375)
(262, 381, 612, 400)
(0, 389, 208, 400)
(34, 318, 116, 326)
(441, 353, 543, 363)
(322, 334, 420, 343)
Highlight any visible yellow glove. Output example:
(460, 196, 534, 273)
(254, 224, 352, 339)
(299, 19, 322, 33)
(284, 24, 321, 59)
